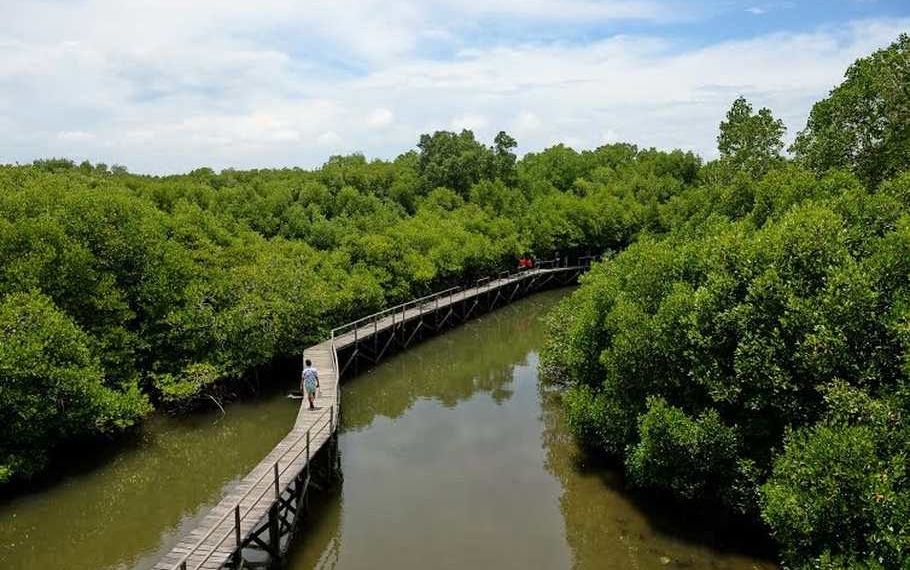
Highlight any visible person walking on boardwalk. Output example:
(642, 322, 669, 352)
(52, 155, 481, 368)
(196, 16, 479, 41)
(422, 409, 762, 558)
(302, 359, 320, 410)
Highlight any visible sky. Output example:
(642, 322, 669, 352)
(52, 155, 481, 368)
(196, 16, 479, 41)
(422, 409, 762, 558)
(1, 0, 908, 174)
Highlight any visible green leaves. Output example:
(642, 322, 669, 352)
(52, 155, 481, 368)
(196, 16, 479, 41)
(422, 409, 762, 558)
(717, 96, 787, 179)
(0, 130, 709, 485)
(544, 124, 910, 568)
(793, 34, 910, 189)
(151, 363, 223, 404)
(760, 415, 910, 570)
(626, 397, 739, 501)
(417, 130, 508, 196)
(0, 291, 149, 482)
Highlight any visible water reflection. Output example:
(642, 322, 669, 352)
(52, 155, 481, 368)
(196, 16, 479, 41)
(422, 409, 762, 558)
(288, 291, 569, 570)
(0, 289, 778, 570)
(540, 387, 777, 570)
(288, 289, 777, 570)
(0, 388, 300, 570)
(340, 295, 552, 431)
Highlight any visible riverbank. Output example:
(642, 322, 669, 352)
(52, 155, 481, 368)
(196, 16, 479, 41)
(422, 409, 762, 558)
(0, 290, 776, 570)
(285, 289, 777, 570)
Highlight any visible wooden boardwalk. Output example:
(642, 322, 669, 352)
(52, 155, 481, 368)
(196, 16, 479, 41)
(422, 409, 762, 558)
(153, 341, 339, 570)
(331, 265, 587, 351)
(154, 263, 589, 570)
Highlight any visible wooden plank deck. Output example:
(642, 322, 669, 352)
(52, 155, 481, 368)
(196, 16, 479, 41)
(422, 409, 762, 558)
(153, 265, 583, 570)
(332, 266, 574, 349)
(153, 341, 338, 570)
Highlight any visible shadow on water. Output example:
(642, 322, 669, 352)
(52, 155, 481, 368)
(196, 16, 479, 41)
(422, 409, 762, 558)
(540, 388, 777, 570)
(0, 427, 147, 505)
(0, 356, 300, 505)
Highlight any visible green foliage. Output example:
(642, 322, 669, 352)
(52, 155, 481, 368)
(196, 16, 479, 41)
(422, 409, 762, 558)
(544, 34, 910, 569)
(626, 397, 739, 501)
(152, 363, 222, 404)
(548, 181, 909, 519)
(793, 34, 910, 189)
(563, 385, 633, 456)
(417, 130, 504, 196)
(0, 131, 699, 484)
(761, 405, 910, 570)
(717, 96, 786, 178)
(0, 291, 149, 482)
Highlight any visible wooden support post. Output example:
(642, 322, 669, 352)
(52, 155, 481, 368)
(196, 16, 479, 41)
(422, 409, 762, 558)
(508, 282, 520, 302)
(305, 430, 311, 512)
(268, 504, 280, 559)
(328, 406, 335, 478)
(404, 320, 422, 347)
(180, 561, 187, 570)
(235, 505, 242, 548)
(378, 330, 396, 362)
(274, 462, 280, 500)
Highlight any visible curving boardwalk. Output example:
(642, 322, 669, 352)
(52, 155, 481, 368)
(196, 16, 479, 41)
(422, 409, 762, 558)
(153, 338, 339, 570)
(154, 263, 590, 570)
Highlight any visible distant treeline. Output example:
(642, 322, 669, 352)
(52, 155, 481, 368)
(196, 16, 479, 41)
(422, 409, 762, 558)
(0, 123, 702, 484)
(543, 34, 910, 569)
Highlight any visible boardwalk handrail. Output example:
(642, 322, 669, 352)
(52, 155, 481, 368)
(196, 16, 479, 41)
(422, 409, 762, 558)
(330, 263, 590, 341)
(331, 285, 461, 338)
(164, 261, 592, 570)
(170, 399, 337, 570)
(332, 259, 568, 339)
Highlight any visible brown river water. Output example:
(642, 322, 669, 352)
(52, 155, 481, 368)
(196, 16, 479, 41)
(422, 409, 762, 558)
(0, 289, 777, 570)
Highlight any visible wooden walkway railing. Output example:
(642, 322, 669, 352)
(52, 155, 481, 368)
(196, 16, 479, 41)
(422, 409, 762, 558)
(153, 258, 595, 570)
(331, 256, 596, 353)
(154, 338, 340, 570)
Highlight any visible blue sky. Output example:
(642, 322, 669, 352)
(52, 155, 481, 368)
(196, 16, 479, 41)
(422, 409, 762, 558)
(1, 0, 908, 173)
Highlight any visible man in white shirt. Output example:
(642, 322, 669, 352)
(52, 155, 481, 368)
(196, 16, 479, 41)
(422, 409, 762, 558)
(301, 359, 320, 410)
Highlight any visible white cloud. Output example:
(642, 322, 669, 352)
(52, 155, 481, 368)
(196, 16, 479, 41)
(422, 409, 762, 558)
(603, 129, 621, 144)
(56, 131, 96, 142)
(438, 0, 666, 21)
(317, 131, 344, 148)
(366, 108, 395, 129)
(515, 112, 543, 133)
(448, 113, 489, 132)
(0, 1, 907, 173)
(747, 7, 766, 15)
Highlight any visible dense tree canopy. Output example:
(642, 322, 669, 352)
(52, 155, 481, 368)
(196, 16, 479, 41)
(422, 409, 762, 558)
(4, 30, 910, 570)
(793, 33, 910, 189)
(543, 35, 910, 570)
(0, 291, 148, 482)
(717, 96, 786, 177)
(0, 134, 697, 484)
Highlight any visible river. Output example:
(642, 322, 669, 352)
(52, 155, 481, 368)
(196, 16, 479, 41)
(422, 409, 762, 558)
(0, 289, 776, 570)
